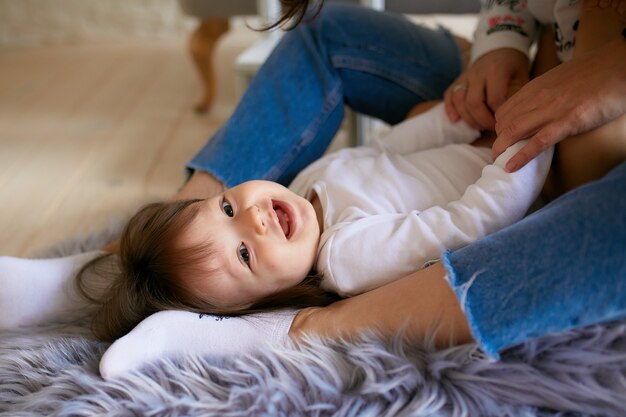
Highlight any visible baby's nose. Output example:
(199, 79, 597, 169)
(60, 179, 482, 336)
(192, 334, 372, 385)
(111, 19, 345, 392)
(246, 205, 266, 235)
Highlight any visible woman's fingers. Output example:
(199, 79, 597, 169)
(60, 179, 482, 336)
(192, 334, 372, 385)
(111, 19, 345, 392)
(444, 76, 469, 123)
(466, 78, 495, 129)
(443, 83, 461, 122)
(445, 79, 482, 130)
(445, 49, 530, 130)
(502, 138, 548, 172)
(487, 67, 526, 120)
(493, 108, 545, 158)
(498, 124, 565, 172)
(451, 86, 480, 129)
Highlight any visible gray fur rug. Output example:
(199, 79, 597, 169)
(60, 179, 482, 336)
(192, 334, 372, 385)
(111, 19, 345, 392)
(1, 230, 625, 416)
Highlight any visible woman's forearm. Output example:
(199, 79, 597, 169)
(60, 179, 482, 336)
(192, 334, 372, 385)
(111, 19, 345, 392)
(289, 262, 473, 348)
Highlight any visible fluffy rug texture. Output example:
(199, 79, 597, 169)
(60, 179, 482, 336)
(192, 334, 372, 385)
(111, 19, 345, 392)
(1, 230, 625, 416)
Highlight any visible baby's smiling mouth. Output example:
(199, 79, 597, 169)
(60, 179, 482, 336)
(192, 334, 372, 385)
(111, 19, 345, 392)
(272, 201, 291, 239)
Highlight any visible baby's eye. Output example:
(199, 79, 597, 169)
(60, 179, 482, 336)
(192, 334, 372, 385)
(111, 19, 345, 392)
(221, 199, 234, 217)
(238, 243, 250, 267)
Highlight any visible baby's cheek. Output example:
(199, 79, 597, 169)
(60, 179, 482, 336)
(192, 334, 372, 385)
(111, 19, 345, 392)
(265, 257, 282, 272)
(268, 253, 308, 284)
(264, 254, 290, 276)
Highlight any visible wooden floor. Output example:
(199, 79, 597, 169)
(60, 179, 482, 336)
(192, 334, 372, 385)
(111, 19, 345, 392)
(0, 33, 260, 257)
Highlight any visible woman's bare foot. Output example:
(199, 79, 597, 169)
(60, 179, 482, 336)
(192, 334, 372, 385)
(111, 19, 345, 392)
(170, 170, 225, 201)
(103, 171, 225, 253)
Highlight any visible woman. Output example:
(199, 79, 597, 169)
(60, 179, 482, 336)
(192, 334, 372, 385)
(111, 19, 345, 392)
(96, 1, 625, 377)
(1, 1, 624, 378)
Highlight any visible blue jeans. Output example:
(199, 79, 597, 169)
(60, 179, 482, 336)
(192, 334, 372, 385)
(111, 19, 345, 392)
(187, 3, 463, 186)
(443, 161, 626, 359)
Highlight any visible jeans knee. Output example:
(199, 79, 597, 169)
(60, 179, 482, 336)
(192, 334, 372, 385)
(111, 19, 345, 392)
(314, 2, 352, 24)
(279, 3, 358, 63)
(307, 3, 362, 39)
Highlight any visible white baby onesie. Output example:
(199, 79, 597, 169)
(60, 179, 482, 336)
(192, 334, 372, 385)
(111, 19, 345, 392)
(289, 103, 553, 297)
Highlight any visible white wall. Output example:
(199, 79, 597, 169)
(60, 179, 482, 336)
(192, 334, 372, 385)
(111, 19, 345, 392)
(0, 0, 196, 46)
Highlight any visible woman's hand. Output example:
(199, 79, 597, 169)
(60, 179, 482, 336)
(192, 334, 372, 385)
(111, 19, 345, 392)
(444, 48, 529, 130)
(493, 30, 626, 172)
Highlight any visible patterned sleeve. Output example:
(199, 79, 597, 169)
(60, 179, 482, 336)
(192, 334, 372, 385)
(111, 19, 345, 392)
(470, 0, 539, 63)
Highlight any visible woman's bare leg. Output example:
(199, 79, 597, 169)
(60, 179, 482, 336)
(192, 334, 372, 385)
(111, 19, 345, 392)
(171, 170, 225, 201)
(550, 115, 626, 198)
(548, 0, 626, 196)
(290, 262, 473, 348)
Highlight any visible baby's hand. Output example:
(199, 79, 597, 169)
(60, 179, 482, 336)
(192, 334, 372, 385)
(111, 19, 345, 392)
(99, 309, 298, 379)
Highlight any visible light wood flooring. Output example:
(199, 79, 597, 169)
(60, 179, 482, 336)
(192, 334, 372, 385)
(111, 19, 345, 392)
(0, 32, 261, 257)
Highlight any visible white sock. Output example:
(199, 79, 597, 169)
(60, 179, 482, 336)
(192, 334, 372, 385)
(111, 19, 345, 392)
(0, 251, 106, 330)
(100, 309, 298, 379)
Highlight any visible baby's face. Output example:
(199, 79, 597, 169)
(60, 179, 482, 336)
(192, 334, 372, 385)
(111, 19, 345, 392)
(181, 180, 321, 308)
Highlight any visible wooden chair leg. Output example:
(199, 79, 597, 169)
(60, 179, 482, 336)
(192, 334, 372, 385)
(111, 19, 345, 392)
(188, 18, 230, 113)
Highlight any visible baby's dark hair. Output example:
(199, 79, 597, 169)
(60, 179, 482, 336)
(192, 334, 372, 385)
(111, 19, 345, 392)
(77, 198, 338, 342)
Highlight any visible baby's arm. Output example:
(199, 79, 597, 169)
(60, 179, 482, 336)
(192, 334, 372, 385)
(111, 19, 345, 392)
(368, 103, 480, 155)
(320, 141, 553, 297)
